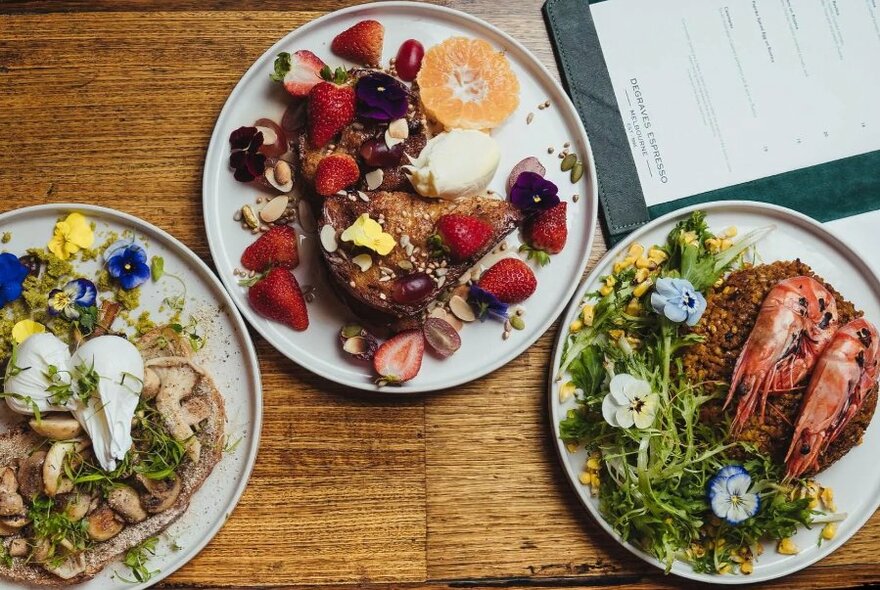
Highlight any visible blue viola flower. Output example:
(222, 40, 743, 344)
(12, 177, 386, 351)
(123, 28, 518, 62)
(708, 465, 760, 525)
(47, 278, 97, 319)
(0, 253, 29, 308)
(509, 172, 560, 212)
(104, 240, 150, 290)
(468, 285, 509, 321)
(650, 277, 707, 327)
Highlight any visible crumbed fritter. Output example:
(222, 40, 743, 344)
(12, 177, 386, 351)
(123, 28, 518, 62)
(683, 260, 876, 474)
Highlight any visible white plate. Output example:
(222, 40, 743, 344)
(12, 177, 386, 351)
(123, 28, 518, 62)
(202, 1, 597, 392)
(548, 201, 880, 584)
(0, 204, 262, 590)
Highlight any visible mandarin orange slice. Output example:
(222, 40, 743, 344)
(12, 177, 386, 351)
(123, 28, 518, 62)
(416, 37, 520, 130)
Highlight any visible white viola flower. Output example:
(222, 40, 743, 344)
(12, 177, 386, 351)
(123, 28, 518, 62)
(601, 373, 659, 429)
(708, 465, 760, 525)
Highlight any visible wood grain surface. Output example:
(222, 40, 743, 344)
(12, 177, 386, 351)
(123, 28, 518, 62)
(1, 1, 878, 589)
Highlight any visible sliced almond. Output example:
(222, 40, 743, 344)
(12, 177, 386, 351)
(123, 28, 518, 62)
(298, 199, 317, 234)
(385, 128, 405, 148)
(449, 295, 476, 322)
(352, 253, 373, 272)
(343, 336, 368, 355)
(259, 195, 289, 223)
(255, 125, 277, 146)
(320, 225, 338, 253)
(264, 165, 293, 193)
(430, 308, 463, 332)
(388, 118, 409, 140)
(365, 169, 384, 191)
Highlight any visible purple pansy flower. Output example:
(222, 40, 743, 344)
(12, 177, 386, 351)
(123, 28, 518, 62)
(0, 253, 29, 308)
(468, 285, 509, 321)
(105, 240, 150, 290)
(356, 73, 409, 122)
(229, 126, 266, 182)
(707, 465, 760, 525)
(650, 277, 707, 327)
(48, 278, 97, 319)
(509, 172, 560, 212)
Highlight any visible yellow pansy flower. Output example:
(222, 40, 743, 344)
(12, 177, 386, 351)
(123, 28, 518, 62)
(12, 319, 46, 344)
(48, 212, 94, 260)
(340, 214, 396, 256)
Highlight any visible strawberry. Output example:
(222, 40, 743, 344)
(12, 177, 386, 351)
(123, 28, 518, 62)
(521, 202, 568, 265)
(331, 20, 384, 66)
(478, 258, 537, 304)
(247, 268, 309, 331)
(307, 67, 355, 148)
(373, 329, 424, 384)
(241, 225, 299, 272)
(430, 214, 493, 261)
(315, 153, 360, 196)
(270, 50, 327, 98)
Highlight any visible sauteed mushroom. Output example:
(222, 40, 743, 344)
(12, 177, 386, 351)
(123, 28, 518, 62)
(137, 473, 181, 514)
(28, 415, 83, 440)
(17, 451, 46, 500)
(0, 467, 24, 516)
(147, 357, 206, 462)
(43, 440, 89, 497)
(85, 505, 125, 541)
(107, 484, 148, 523)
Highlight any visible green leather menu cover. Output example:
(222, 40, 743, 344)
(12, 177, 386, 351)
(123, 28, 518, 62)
(543, 0, 880, 244)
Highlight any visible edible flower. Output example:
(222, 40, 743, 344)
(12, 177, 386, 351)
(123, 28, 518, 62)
(0, 253, 29, 307)
(601, 373, 658, 429)
(468, 285, 509, 321)
(229, 126, 267, 182)
(105, 240, 151, 290)
(650, 277, 706, 327)
(47, 278, 97, 319)
(356, 72, 409, 122)
(11, 319, 46, 344)
(708, 465, 760, 525)
(47, 212, 94, 261)
(509, 171, 560, 212)
(340, 214, 396, 256)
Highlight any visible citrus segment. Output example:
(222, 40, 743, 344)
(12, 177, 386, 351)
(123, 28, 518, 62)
(416, 37, 520, 130)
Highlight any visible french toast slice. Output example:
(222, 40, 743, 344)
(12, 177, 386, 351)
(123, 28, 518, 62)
(319, 191, 522, 324)
(296, 69, 430, 195)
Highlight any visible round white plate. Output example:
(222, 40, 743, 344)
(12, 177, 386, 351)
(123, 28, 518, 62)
(202, 1, 597, 392)
(0, 204, 262, 590)
(548, 201, 880, 584)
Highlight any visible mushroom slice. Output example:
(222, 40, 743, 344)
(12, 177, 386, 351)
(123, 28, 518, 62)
(8, 537, 27, 557)
(181, 396, 211, 427)
(18, 451, 46, 500)
(43, 553, 87, 580)
(107, 484, 147, 523)
(0, 467, 24, 516)
(0, 515, 29, 528)
(0, 521, 18, 536)
(63, 492, 92, 522)
(85, 505, 125, 541)
(137, 473, 181, 514)
(30, 538, 53, 563)
(142, 368, 160, 400)
(43, 440, 89, 497)
(28, 414, 83, 440)
(147, 357, 206, 463)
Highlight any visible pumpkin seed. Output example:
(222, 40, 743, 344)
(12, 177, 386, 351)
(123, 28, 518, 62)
(570, 161, 584, 183)
(241, 205, 259, 229)
(560, 153, 577, 172)
(510, 316, 525, 330)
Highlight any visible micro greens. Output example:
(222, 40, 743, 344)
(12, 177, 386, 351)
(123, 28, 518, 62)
(27, 496, 90, 564)
(170, 318, 206, 352)
(116, 536, 160, 583)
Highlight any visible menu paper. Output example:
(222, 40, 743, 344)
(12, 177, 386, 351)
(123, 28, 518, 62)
(590, 0, 880, 207)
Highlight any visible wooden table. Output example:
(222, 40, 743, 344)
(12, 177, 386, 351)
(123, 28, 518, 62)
(2, 1, 879, 588)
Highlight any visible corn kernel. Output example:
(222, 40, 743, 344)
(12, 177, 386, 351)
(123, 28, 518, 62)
(681, 231, 697, 245)
(625, 298, 641, 316)
(648, 248, 668, 263)
(559, 381, 577, 403)
(605, 275, 617, 287)
(724, 226, 738, 238)
(740, 560, 753, 575)
(565, 442, 579, 453)
(586, 457, 601, 471)
(716, 538, 726, 548)
(628, 243, 645, 259)
(720, 238, 734, 251)
(608, 329, 625, 340)
(578, 472, 591, 485)
(634, 268, 650, 283)
(717, 563, 732, 575)
(625, 336, 642, 348)
(599, 285, 613, 297)
(613, 256, 637, 273)
(821, 523, 837, 541)
(635, 256, 654, 269)
(713, 277, 724, 288)
(581, 304, 595, 326)
(691, 544, 705, 558)
(820, 487, 837, 512)
(808, 497, 819, 510)
(705, 237, 721, 253)
(633, 278, 653, 298)
(590, 472, 600, 487)
(729, 553, 744, 564)
(777, 537, 799, 555)
(570, 319, 584, 333)
(755, 543, 764, 556)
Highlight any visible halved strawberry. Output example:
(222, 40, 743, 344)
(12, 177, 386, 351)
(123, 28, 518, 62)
(331, 20, 384, 66)
(521, 202, 568, 265)
(241, 225, 299, 272)
(247, 268, 309, 331)
(478, 258, 537, 304)
(373, 330, 424, 384)
(315, 153, 360, 196)
(430, 214, 493, 261)
(270, 50, 327, 98)
(307, 67, 356, 148)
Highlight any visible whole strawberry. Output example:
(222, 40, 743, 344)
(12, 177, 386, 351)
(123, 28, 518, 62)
(478, 258, 537, 304)
(331, 20, 384, 66)
(521, 202, 567, 265)
(430, 214, 492, 261)
(241, 225, 299, 272)
(248, 268, 309, 331)
(373, 329, 424, 385)
(315, 153, 360, 196)
(307, 66, 355, 148)
(270, 50, 327, 98)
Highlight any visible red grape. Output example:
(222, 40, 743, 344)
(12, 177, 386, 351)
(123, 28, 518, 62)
(392, 272, 433, 304)
(359, 138, 404, 168)
(254, 117, 287, 158)
(281, 101, 306, 133)
(423, 317, 461, 358)
(395, 39, 425, 82)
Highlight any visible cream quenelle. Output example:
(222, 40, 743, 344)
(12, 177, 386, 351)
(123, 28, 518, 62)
(3, 333, 144, 471)
(404, 129, 500, 200)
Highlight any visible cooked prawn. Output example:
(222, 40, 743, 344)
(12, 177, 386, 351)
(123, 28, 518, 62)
(785, 318, 880, 479)
(724, 276, 838, 434)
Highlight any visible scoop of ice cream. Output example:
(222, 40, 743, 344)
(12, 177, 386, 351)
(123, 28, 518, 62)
(404, 130, 500, 200)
